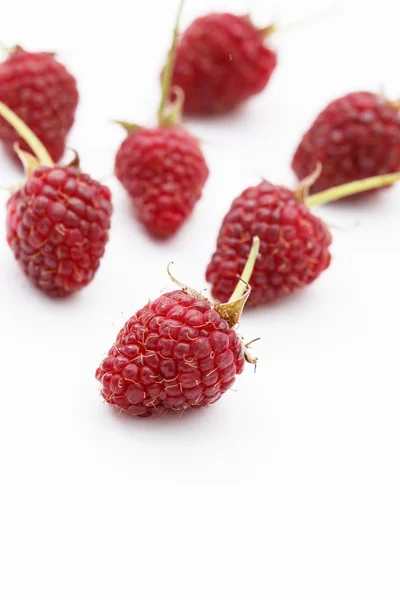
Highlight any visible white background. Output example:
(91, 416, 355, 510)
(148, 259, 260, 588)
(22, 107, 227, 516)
(1, 0, 399, 598)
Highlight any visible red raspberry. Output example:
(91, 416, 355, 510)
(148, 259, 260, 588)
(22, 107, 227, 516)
(115, 126, 209, 238)
(292, 92, 400, 194)
(0, 48, 78, 162)
(96, 291, 247, 417)
(206, 181, 332, 305)
(7, 165, 112, 296)
(170, 13, 277, 115)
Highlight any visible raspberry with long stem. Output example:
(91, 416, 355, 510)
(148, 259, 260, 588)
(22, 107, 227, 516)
(206, 171, 400, 306)
(114, 0, 208, 239)
(0, 102, 112, 296)
(96, 237, 260, 418)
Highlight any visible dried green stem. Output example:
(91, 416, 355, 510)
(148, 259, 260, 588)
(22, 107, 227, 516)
(157, 0, 184, 125)
(306, 172, 400, 207)
(0, 101, 53, 166)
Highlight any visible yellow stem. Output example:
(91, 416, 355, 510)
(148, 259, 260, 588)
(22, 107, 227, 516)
(229, 236, 260, 303)
(306, 172, 400, 207)
(157, 0, 185, 125)
(0, 101, 53, 166)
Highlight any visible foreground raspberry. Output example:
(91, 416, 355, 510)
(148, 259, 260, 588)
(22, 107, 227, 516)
(206, 181, 332, 305)
(7, 165, 112, 296)
(169, 13, 277, 115)
(115, 127, 208, 237)
(292, 92, 400, 194)
(96, 236, 259, 418)
(0, 47, 78, 162)
(96, 291, 247, 417)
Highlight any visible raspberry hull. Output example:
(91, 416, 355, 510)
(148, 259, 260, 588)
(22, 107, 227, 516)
(171, 13, 277, 114)
(206, 181, 332, 305)
(292, 92, 400, 193)
(96, 291, 245, 417)
(0, 49, 78, 162)
(115, 127, 209, 237)
(7, 166, 112, 296)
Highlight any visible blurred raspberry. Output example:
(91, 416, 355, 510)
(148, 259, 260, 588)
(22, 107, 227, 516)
(0, 48, 78, 162)
(169, 13, 277, 114)
(292, 92, 400, 194)
(206, 180, 332, 305)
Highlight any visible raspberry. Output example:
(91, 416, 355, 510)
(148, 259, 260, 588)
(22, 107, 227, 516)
(96, 291, 247, 417)
(115, 126, 208, 237)
(292, 92, 400, 194)
(7, 165, 112, 296)
(206, 181, 332, 305)
(115, 1, 208, 238)
(170, 13, 277, 115)
(96, 237, 260, 418)
(0, 47, 78, 162)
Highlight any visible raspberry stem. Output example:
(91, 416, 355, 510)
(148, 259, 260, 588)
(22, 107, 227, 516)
(0, 101, 53, 167)
(306, 172, 400, 207)
(214, 236, 260, 328)
(229, 236, 260, 303)
(157, 0, 185, 126)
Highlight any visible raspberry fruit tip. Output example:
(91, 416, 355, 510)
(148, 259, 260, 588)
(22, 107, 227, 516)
(0, 101, 53, 170)
(0, 103, 112, 296)
(96, 237, 259, 418)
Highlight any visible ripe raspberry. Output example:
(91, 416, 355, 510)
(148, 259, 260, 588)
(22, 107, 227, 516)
(292, 92, 400, 194)
(206, 180, 332, 305)
(115, 1, 209, 238)
(96, 291, 248, 417)
(7, 165, 112, 296)
(169, 13, 277, 115)
(115, 126, 209, 237)
(0, 47, 78, 162)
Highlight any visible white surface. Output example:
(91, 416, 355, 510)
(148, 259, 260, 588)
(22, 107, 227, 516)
(1, 0, 399, 598)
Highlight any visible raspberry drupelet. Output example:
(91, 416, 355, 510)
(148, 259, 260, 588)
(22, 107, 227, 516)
(292, 92, 400, 195)
(0, 46, 78, 162)
(169, 13, 277, 115)
(96, 238, 260, 417)
(0, 102, 112, 297)
(114, 0, 209, 239)
(206, 169, 400, 306)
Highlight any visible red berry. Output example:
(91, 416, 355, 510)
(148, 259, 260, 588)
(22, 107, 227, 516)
(206, 181, 332, 305)
(292, 92, 400, 194)
(170, 13, 277, 115)
(96, 290, 247, 417)
(115, 126, 209, 238)
(7, 165, 112, 296)
(0, 48, 78, 162)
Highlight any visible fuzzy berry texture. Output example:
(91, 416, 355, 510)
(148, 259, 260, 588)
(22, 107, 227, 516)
(292, 92, 400, 193)
(115, 126, 209, 238)
(206, 181, 332, 305)
(7, 166, 112, 296)
(0, 49, 78, 162)
(170, 13, 277, 115)
(96, 291, 245, 417)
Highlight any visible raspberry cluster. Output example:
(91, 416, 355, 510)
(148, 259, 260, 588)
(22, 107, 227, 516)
(7, 166, 112, 296)
(115, 127, 209, 237)
(292, 92, 400, 193)
(171, 13, 277, 114)
(206, 181, 332, 305)
(96, 290, 245, 417)
(0, 49, 78, 162)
